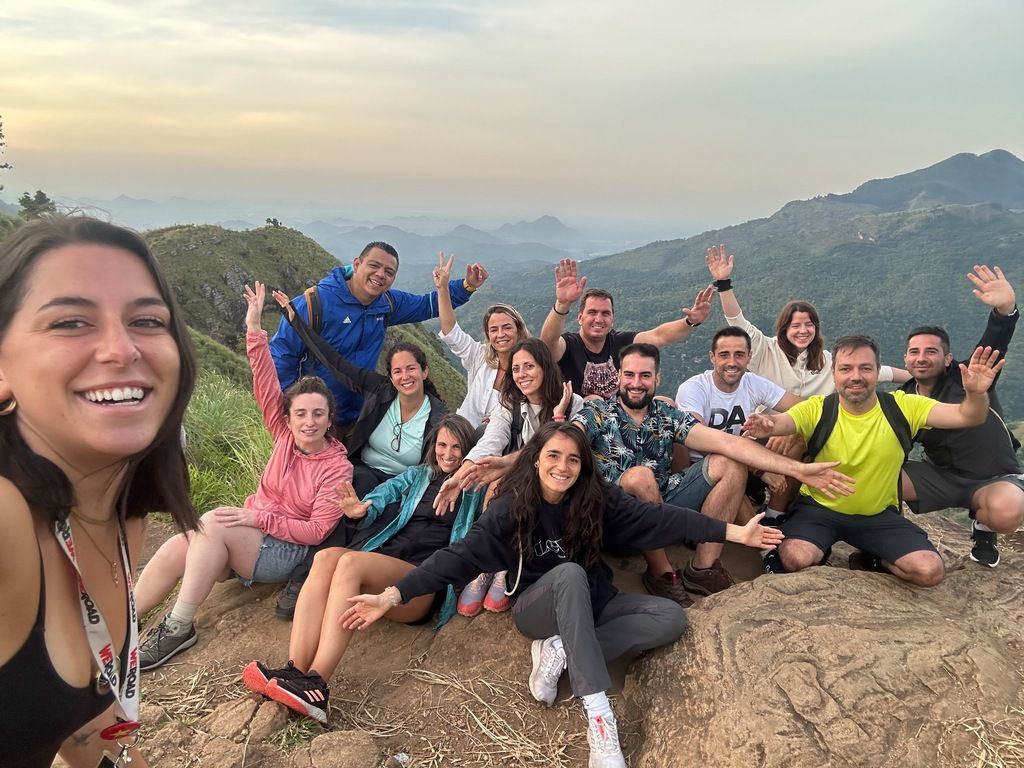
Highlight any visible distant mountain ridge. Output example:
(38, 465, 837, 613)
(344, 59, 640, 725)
(455, 149, 1024, 419)
(830, 149, 1024, 211)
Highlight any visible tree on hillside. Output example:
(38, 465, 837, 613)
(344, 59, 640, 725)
(0, 115, 11, 192)
(266, 217, 282, 228)
(19, 190, 56, 219)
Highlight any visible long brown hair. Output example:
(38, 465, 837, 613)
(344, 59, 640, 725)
(423, 414, 477, 478)
(0, 215, 199, 531)
(500, 338, 564, 424)
(775, 300, 825, 372)
(492, 423, 606, 569)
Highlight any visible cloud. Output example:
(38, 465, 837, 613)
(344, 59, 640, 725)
(1, 0, 1021, 224)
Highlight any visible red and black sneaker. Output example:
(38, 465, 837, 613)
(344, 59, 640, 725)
(266, 670, 330, 724)
(242, 659, 304, 698)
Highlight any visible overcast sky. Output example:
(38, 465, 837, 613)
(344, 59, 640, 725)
(1, 0, 1021, 233)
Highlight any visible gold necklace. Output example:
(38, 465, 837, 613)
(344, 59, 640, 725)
(71, 506, 115, 525)
(71, 519, 121, 587)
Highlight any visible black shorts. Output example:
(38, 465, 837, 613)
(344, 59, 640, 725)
(903, 461, 1024, 515)
(781, 496, 937, 564)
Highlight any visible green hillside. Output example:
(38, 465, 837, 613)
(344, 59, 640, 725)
(457, 201, 1024, 417)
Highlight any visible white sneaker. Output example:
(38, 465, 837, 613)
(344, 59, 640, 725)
(587, 714, 626, 768)
(528, 635, 566, 706)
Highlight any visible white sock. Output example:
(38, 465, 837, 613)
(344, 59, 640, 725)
(168, 599, 199, 629)
(974, 521, 994, 533)
(764, 508, 785, 520)
(582, 691, 612, 720)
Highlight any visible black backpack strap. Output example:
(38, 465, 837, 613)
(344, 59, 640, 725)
(303, 286, 322, 335)
(804, 393, 839, 461)
(876, 391, 913, 461)
(504, 405, 525, 456)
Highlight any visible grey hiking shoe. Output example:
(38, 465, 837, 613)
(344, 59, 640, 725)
(528, 636, 566, 706)
(587, 713, 626, 768)
(139, 614, 198, 671)
(275, 577, 302, 620)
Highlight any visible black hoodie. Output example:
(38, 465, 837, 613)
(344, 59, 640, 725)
(395, 483, 726, 619)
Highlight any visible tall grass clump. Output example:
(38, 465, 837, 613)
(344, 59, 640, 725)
(185, 371, 272, 512)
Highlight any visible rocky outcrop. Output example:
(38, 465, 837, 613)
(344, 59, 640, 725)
(132, 515, 1021, 767)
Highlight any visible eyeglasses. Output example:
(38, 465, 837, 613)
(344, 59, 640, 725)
(391, 422, 404, 452)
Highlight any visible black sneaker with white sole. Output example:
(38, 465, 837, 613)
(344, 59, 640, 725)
(266, 670, 330, 724)
(970, 522, 1000, 568)
(139, 615, 198, 671)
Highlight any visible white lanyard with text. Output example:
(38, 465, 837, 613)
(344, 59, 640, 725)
(54, 516, 141, 739)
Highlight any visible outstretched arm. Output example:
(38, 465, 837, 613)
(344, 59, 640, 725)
(634, 285, 714, 347)
(706, 244, 742, 318)
(433, 252, 457, 335)
(539, 258, 585, 362)
(926, 346, 1006, 428)
(691, 422, 855, 498)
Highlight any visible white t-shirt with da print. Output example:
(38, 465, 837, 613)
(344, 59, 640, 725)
(675, 370, 788, 460)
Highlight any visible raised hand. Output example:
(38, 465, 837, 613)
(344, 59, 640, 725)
(706, 244, 734, 281)
(796, 461, 855, 499)
(340, 592, 391, 630)
(554, 381, 574, 419)
(682, 285, 715, 326)
(243, 282, 266, 332)
(271, 289, 296, 322)
(465, 262, 489, 289)
(433, 252, 455, 289)
(961, 346, 1006, 395)
(968, 265, 1016, 316)
(335, 481, 371, 520)
(553, 259, 587, 308)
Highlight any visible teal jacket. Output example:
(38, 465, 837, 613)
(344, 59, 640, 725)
(358, 464, 485, 628)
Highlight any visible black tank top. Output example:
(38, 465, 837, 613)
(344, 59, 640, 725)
(0, 560, 124, 767)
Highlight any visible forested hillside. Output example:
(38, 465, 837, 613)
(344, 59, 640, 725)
(459, 196, 1024, 416)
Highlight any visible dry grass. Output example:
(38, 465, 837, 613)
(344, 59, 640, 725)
(362, 667, 590, 768)
(942, 706, 1024, 768)
(142, 660, 249, 725)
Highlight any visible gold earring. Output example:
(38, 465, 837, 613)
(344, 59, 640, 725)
(0, 398, 16, 416)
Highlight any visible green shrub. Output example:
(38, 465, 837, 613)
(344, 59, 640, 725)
(185, 372, 272, 512)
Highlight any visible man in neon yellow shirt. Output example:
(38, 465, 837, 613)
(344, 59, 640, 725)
(743, 335, 1005, 587)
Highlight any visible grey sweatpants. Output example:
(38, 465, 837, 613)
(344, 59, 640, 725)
(511, 562, 686, 697)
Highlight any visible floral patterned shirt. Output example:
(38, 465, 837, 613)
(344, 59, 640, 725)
(572, 396, 697, 495)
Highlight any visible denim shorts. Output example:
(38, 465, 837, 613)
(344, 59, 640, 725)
(661, 456, 715, 511)
(234, 534, 309, 586)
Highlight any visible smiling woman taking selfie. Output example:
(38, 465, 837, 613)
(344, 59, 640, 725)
(0, 215, 198, 767)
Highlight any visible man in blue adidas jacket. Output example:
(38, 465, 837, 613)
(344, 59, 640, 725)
(270, 242, 487, 428)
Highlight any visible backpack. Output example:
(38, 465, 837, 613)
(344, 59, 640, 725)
(804, 391, 913, 506)
(301, 280, 395, 335)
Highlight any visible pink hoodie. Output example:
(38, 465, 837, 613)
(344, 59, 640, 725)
(244, 331, 353, 545)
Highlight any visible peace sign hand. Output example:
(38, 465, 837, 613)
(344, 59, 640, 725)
(433, 252, 455, 289)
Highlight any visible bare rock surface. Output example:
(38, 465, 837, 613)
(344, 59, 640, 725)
(125, 514, 1022, 767)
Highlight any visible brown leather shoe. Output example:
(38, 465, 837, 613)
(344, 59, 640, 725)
(682, 560, 735, 595)
(642, 568, 693, 607)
